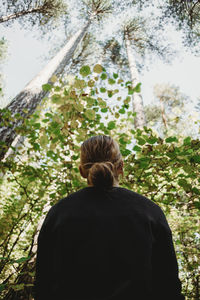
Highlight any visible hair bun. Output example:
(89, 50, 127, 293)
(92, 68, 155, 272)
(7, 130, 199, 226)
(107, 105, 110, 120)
(88, 161, 115, 189)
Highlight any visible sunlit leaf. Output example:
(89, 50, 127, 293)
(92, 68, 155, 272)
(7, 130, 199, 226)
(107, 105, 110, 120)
(73, 103, 84, 112)
(107, 121, 115, 130)
(133, 83, 141, 93)
(80, 65, 91, 77)
(165, 136, 178, 143)
(42, 83, 52, 91)
(93, 64, 103, 73)
(85, 109, 95, 120)
(108, 78, 115, 85)
(100, 73, 107, 80)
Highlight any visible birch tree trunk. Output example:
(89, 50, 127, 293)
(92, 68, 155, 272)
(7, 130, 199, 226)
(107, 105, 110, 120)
(125, 33, 146, 128)
(0, 7, 43, 23)
(0, 21, 91, 161)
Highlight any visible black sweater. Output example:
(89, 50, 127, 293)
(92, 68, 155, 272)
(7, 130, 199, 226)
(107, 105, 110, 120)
(34, 186, 185, 300)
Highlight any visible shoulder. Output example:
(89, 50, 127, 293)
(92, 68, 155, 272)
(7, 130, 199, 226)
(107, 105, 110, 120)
(117, 187, 171, 232)
(44, 187, 89, 217)
(116, 187, 168, 222)
(116, 186, 161, 210)
(39, 188, 89, 232)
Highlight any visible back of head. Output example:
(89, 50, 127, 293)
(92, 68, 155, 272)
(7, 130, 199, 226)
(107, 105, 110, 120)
(80, 135, 123, 189)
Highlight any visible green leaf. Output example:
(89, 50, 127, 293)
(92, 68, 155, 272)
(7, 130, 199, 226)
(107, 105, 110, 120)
(85, 109, 95, 120)
(33, 123, 41, 129)
(73, 103, 84, 112)
(39, 132, 48, 148)
(42, 83, 52, 92)
(80, 65, 91, 77)
(192, 187, 200, 195)
(101, 73, 107, 80)
(178, 179, 191, 191)
(108, 78, 116, 85)
(12, 284, 25, 291)
(119, 137, 129, 145)
(133, 145, 141, 152)
(147, 137, 158, 144)
(128, 86, 134, 95)
(101, 108, 108, 113)
(133, 83, 141, 93)
(137, 138, 146, 145)
(125, 81, 132, 86)
(45, 113, 53, 118)
(74, 79, 85, 89)
(42, 119, 49, 123)
(71, 155, 79, 161)
(14, 256, 30, 264)
(165, 137, 178, 143)
(119, 108, 125, 114)
(113, 73, 118, 79)
(107, 121, 115, 130)
(100, 87, 106, 93)
(33, 143, 40, 151)
(87, 80, 95, 87)
(194, 201, 200, 210)
(107, 90, 113, 98)
(87, 97, 95, 106)
(190, 155, 200, 163)
(183, 137, 191, 145)
(121, 149, 131, 156)
(98, 100, 106, 109)
(52, 94, 61, 103)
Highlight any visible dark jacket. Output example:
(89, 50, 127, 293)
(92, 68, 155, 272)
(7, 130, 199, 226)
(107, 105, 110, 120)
(34, 186, 185, 300)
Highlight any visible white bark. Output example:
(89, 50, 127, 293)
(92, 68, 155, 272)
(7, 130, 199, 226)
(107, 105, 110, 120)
(125, 33, 146, 129)
(0, 8, 41, 23)
(0, 21, 91, 161)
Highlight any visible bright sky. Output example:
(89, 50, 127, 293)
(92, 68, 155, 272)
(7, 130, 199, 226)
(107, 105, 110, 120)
(0, 6, 200, 110)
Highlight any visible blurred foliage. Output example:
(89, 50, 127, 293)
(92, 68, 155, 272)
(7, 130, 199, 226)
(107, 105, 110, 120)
(0, 66, 199, 299)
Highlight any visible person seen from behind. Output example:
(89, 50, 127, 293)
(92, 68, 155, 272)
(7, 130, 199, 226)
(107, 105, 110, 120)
(34, 135, 185, 300)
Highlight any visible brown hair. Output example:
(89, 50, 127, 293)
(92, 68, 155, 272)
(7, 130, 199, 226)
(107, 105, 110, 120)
(80, 135, 123, 189)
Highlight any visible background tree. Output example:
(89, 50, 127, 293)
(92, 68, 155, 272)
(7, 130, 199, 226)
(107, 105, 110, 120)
(108, 13, 174, 128)
(144, 83, 192, 137)
(161, 0, 200, 49)
(133, 0, 200, 51)
(0, 0, 68, 31)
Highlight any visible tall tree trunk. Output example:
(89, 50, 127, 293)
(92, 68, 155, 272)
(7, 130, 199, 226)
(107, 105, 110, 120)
(0, 7, 43, 23)
(0, 21, 91, 161)
(124, 32, 146, 129)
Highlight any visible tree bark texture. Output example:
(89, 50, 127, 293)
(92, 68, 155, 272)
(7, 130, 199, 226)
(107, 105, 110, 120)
(125, 33, 146, 129)
(0, 21, 91, 161)
(0, 7, 42, 23)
